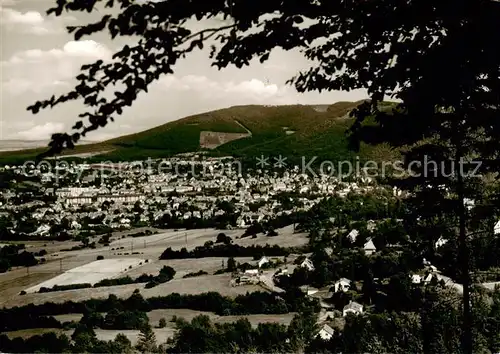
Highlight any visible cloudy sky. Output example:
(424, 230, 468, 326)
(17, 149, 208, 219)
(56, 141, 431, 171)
(0, 0, 368, 142)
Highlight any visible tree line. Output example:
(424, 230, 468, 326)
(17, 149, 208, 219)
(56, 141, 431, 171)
(0, 289, 318, 333)
(159, 243, 292, 260)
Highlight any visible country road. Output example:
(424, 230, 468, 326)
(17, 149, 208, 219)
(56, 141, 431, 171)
(434, 272, 500, 294)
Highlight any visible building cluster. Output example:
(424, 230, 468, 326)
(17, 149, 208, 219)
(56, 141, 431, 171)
(0, 156, 392, 237)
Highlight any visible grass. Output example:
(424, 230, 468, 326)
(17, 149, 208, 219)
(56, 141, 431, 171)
(1, 328, 65, 339)
(0, 101, 399, 165)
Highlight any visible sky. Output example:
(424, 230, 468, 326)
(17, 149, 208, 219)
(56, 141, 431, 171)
(0, 0, 368, 142)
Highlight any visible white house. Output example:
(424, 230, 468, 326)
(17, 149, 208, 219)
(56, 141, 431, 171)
(347, 229, 359, 243)
(343, 301, 364, 317)
(32, 224, 50, 236)
(300, 258, 315, 271)
(258, 256, 270, 268)
(410, 274, 422, 284)
(70, 220, 82, 230)
(316, 324, 335, 341)
(299, 284, 319, 295)
(411, 273, 433, 284)
(435, 236, 448, 249)
(367, 220, 377, 231)
(423, 273, 434, 283)
(363, 239, 377, 255)
(333, 278, 351, 292)
(494, 220, 500, 235)
(244, 269, 259, 276)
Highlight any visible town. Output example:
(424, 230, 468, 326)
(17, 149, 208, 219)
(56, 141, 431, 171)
(2, 0, 500, 352)
(1, 154, 499, 353)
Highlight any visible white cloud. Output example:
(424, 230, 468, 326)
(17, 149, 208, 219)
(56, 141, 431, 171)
(2, 78, 70, 95)
(2, 40, 112, 94)
(158, 75, 292, 105)
(16, 122, 65, 140)
(0, 0, 16, 5)
(0, 7, 75, 35)
(1, 8, 43, 24)
(61, 40, 112, 59)
(7, 40, 112, 63)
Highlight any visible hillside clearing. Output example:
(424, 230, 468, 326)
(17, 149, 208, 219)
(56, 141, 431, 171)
(24, 258, 144, 293)
(6, 274, 265, 307)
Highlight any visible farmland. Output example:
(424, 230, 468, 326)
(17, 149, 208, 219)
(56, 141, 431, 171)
(0, 225, 306, 307)
(24, 258, 145, 293)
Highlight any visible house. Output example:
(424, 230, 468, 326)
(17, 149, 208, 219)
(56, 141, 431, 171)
(70, 220, 82, 230)
(300, 258, 315, 271)
(32, 224, 50, 236)
(367, 220, 377, 231)
(333, 278, 351, 292)
(494, 220, 500, 235)
(363, 239, 377, 255)
(258, 256, 270, 268)
(464, 198, 475, 211)
(435, 236, 448, 249)
(244, 269, 259, 276)
(309, 288, 334, 301)
(316, 324, 335, 341)
(423, 273, 434, 283)
(324, 247, 334, 256)
(343, 301, 364, 317)
(347, 229, 358, 243)
(410, 274, 422, 284)
(299, 285, 319, 296)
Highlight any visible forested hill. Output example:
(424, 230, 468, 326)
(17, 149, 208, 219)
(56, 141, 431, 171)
(0, 101, 398, 165)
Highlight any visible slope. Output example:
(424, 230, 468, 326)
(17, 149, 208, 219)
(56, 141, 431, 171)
(0, 101, 398, 165)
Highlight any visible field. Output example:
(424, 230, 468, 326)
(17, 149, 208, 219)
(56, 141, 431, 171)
(2, 328, 66, 340)
(0, 225, 306, 307)
(48, 309, 296, 346)
(92, 311, 295, 345)
(8, 273, 265, 307)
(24, 258, 145, 293)
(0, 224, 309, 345)
(94, 328, 176, 345)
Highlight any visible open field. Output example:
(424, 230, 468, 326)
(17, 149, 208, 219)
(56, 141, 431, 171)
(52, 309, 296, 330)
(234, 225, 309, 248)
(24, 258, 144, 293)
(8, 310, 295, 345)
(123, 257, 256, 279)
(0, 225, 304, 307)
(147, 309, 296, 328)
(108, 226, 308, 256)
(94, 328, 176, 345)
(54, 313, 84, 323)
(93, 310, 296, 345)
(1, 328, 66, 339)
(3, 274, 265, 307)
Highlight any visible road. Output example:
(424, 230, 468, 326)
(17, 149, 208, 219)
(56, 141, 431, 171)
(259, 270, 285, 293)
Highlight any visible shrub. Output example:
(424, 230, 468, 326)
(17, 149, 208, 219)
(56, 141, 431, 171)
(158, 318, 166, 328)
(145, 280, 159, 288)
(267, 230, 278, 237)
(183, 270, 208, 278)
